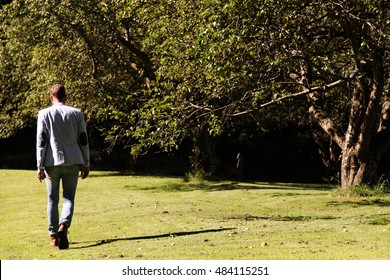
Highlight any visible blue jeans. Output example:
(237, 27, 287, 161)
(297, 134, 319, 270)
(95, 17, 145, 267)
(44, 164, 80, 236)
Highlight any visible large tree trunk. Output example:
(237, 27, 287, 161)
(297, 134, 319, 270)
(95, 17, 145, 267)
(303, 11, 387, 188)
(310, 72, 385, 188)
(340, 147, 380, 187)
(305, 72, 387, 188)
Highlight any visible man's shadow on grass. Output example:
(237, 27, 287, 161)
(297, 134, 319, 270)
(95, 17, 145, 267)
(69, 227, 236, 249)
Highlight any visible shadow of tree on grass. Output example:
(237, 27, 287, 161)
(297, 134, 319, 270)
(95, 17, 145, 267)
(70, 227, 236, 249)
(226, 214, 339, 222)
(126, 181, 335, 192)
(327, 198, 390, 208)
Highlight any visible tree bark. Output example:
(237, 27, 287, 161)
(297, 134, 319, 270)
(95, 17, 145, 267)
(340, 147, 380, 187)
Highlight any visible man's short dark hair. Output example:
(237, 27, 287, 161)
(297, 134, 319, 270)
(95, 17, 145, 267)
(50, 84, 66, 101)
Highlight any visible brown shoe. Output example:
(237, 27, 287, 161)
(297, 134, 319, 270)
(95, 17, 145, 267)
(50, 234, 59, 247)
(57, 223, 69, 250)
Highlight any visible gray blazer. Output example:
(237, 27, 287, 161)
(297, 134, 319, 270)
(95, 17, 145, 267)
(36, 102, 90, 168)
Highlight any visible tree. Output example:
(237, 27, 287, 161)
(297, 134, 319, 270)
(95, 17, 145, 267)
(129, 0, 389, 187)
(242, 0, 389, 187)
(262, 0, 389, 187)
(127, 0, 306, 175)
(0, 0, 152, 142)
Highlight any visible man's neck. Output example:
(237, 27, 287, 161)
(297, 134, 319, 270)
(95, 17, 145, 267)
(52, 100, 65, 105)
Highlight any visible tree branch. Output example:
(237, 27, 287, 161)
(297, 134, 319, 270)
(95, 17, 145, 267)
(228, 78, 346, 117)
(309, 104, 345, 148)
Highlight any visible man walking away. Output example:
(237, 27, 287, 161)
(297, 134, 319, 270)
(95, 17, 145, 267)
(36, 84, 90, 250)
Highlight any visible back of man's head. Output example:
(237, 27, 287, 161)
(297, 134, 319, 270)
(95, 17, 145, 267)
(50, 84, 66, 101)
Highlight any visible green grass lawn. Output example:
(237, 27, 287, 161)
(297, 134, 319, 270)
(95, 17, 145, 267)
(0, 169, 389, 260)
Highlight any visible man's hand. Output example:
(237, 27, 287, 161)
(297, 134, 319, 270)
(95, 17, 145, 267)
(37, 168, 45, 182)
(80, 166, 90, 179)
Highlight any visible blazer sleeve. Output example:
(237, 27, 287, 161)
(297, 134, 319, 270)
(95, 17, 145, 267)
(36, 111, 48, 168)
(78, 113, 90, 167)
